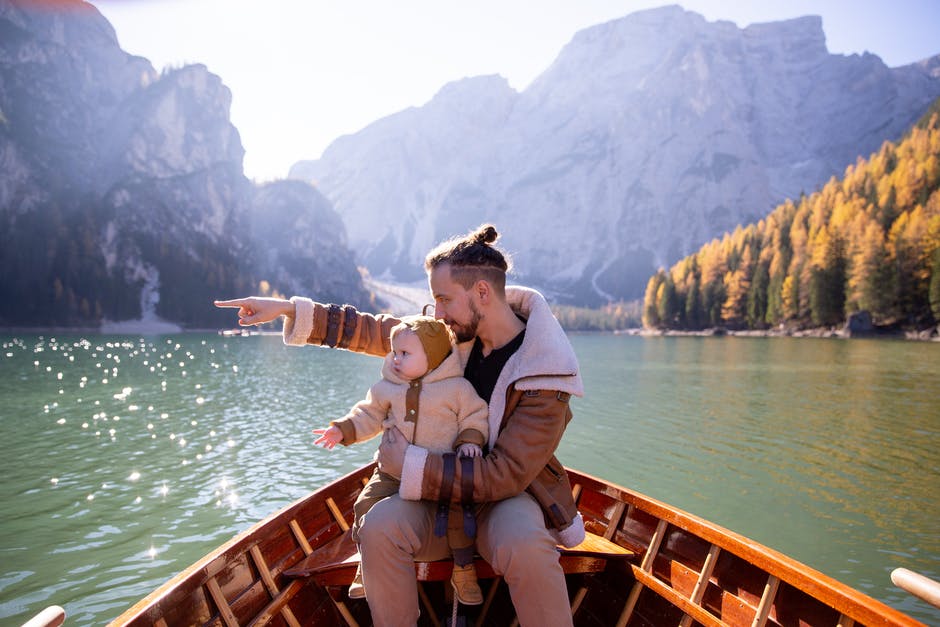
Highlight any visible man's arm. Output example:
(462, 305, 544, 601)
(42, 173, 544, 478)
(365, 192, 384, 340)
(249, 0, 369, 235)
(283, 298, 399, 357)
(392, 388, 571, 502)
(215, 297, 295, 325)
(216, 295, 400, 357)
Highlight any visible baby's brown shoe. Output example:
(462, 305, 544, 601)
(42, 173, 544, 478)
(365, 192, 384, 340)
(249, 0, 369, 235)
(451, 563, 483, 605)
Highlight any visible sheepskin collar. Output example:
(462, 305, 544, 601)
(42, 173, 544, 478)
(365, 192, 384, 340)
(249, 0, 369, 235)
(501, 286, 583, 395)
(455, 286, 584, 448)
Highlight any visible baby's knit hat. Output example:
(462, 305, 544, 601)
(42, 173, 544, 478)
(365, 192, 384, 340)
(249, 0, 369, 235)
(396, 315, 453, 372)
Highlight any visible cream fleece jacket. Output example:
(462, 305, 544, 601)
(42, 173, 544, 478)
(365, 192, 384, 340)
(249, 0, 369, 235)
(333, 348, 489, 454)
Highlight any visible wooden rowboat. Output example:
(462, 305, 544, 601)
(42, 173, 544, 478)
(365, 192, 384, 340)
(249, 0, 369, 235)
(109, 463, 925, 626)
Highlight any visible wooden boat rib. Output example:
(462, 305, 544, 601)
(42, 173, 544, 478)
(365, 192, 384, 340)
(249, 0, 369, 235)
(109, 463, 924, 626)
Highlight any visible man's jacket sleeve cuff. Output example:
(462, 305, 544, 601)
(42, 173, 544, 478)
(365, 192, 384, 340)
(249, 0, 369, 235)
(283, 297, 314, 345)
(399, 445, 428, 500)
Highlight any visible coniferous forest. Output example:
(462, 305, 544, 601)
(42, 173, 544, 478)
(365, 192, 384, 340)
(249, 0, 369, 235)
(643, 99, 940, 333)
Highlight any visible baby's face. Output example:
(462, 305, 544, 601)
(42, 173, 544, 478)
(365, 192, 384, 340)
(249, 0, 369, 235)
(390, 330, 429, 380)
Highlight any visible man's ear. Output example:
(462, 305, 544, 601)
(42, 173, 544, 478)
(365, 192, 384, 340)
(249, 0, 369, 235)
(474, 279, 491, 304)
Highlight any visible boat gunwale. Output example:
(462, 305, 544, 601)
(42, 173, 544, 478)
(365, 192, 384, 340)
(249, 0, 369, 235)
(107, 464, 373, 626)
(109, 463, 925, 627)
(571, 468, 924, 627)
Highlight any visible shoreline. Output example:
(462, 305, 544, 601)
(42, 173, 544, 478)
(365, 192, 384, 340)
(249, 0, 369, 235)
(612, 326, 940, 342)
(3, 324, 938, 342)
(0, 326, 221, 335)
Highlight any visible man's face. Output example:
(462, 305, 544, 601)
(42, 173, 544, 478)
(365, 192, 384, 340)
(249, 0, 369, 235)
(428, 265, 481, 343)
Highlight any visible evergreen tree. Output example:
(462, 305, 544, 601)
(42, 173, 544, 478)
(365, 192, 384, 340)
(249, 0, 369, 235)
(747, 262, 769, 328)
(889, 206, 933, 323)
(685, 274, 704, 329)
(808, 227, 847, 326)
(656, 274, 679, 326)
(930, 248, 940, 322)
(766, 270, 786, 326)
(849, 221, 894, 319)
(703, 281, 727, 327)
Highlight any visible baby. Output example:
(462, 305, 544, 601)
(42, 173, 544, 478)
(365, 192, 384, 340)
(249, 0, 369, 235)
(314, 315, 489, 605)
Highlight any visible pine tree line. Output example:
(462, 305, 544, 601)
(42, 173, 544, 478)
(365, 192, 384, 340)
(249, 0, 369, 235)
(643, 102, 940, 332)
(552, 301, 643, 331)
(0, 198, 259, 329)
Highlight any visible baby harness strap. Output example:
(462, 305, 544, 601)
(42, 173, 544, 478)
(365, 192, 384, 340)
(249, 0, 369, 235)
(434, 452, 456, 537)
(460, 456, 476, 539)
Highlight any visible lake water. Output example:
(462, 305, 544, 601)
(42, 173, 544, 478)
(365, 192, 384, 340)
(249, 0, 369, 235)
(0, 332, 937, 625)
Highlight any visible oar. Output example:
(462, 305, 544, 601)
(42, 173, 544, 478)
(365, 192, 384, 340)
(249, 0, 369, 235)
(21, 606, 65, 627)
(891, 568, 940, 609)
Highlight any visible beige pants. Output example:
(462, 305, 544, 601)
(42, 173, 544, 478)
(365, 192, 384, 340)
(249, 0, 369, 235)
(358, 491, 573, 627)
(352, 469, 475, 555)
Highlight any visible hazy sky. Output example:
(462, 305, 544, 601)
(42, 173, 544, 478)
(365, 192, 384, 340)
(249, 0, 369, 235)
(90, 0, 940, 182)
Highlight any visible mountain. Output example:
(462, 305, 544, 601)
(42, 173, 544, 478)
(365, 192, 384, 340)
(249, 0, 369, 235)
(290, 6, 940, 305)
(643, 98, 940, 332)
(0, 0, 369, 329)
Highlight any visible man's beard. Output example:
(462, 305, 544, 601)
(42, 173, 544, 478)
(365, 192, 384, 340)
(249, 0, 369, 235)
(450, 300, 482, 343)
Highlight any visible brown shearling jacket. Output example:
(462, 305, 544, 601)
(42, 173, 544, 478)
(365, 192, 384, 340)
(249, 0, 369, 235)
(284, 287, 586, 546)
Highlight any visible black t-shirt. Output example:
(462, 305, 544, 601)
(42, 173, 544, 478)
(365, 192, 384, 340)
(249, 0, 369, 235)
(463, 329, 526, 404)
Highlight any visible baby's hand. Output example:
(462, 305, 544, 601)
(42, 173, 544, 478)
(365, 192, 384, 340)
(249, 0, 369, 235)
(456, 443, 482, 458)
(313, 425, 343, 449)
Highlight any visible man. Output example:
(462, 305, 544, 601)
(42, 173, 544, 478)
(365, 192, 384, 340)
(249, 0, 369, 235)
(216, 224, 584, 626)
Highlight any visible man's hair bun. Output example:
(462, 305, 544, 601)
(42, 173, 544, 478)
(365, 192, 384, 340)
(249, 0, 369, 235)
(473, 224, 498, 245)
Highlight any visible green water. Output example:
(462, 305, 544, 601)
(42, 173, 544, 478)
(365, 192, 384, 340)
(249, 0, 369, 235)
(0, 333, 937, 625)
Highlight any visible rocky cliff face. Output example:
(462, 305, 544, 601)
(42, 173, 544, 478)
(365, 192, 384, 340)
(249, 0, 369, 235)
(291, 6, 940, 304)
(0, 0, 368, 328)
